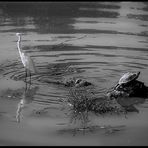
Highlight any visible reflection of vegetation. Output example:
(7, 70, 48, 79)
(0, 2, 120, 17)
(127, 13, 148, 21)
(0, 2, 120, 34)
(142, 2, 148, 11)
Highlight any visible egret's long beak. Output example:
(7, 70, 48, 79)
(16, 33, 21, 36)
(16, 33, 22, 42)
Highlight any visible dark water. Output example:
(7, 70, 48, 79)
(0, 2, 148, 146)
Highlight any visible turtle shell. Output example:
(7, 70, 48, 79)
(118, 71, 140, 85)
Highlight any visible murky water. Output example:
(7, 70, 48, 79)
(0, 2, 148, 146)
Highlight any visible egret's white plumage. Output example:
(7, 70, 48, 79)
(16, 33, 37, 73)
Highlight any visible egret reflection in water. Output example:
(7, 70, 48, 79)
(16, 86, 39, 122)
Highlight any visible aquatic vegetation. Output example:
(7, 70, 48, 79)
(65, 87, 126, 129)
(57, 86, 129, 135)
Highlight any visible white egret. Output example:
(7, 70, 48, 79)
(16, 33, 37, 90)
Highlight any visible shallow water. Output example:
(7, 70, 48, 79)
(0, 2, 148, 146)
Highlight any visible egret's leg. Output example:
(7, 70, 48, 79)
(25, 68, 27, 83)
(25, 68, 27, 92)
(28, 71, 31, 90)
(30, 71, 32, 85)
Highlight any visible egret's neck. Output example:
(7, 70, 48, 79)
(17, 36, 21, 44)
(17, 36, 22, 53)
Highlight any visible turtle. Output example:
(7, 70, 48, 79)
(75, 78, 92, 87)
(64, 78, 92, 87)
(64, 79, 75, 87)
(114, 71, 140, 90)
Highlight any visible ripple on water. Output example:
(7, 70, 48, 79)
(0, 59, 89, 106)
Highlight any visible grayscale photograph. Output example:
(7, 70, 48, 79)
(0, 1, 148, 146)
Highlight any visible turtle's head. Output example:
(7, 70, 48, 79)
(75, 78, 82, 84)
(137, 71, 140, 76)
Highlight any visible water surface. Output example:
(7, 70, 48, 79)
(0, 2, 148, 146)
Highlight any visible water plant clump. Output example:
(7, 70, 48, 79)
(66, 87, 127, 125)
